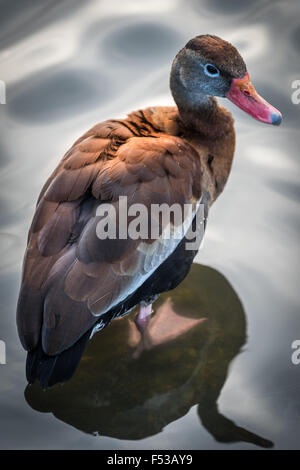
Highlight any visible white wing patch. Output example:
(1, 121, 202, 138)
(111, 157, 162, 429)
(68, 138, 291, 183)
(89, 198, 203, 317)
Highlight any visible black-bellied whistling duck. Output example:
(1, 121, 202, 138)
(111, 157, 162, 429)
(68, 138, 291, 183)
(17, 35, 282, 387)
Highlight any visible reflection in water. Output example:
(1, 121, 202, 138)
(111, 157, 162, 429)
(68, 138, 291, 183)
(9, 68, 111, 123)
(193, 0, 262, 15)
(25, 264, 272, 448)
(102, 22, 182, 65)
(0, 0, 90, 50)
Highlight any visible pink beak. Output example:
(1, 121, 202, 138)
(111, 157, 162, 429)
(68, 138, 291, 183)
(226, 72, 282, 125)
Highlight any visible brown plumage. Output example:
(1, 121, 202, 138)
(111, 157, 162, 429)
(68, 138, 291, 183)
(17, 34, 281, 386)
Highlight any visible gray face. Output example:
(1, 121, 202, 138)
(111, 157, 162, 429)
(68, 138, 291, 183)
(178, 49, 233, 98)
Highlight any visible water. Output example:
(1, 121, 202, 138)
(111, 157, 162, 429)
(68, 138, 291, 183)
(0, 0, 299, 450)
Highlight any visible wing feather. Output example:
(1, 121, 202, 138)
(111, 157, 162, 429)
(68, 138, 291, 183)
(17, 111, 205, 356)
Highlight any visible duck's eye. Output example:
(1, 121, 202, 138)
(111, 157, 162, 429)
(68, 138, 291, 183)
(204, 63, 220, 77)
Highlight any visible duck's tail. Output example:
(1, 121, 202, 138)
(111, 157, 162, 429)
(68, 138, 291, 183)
(26, 328, 92, 388)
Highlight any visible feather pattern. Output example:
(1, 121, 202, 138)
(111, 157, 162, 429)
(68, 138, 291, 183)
(17, 103, 235, 366)
(17, 107, 214, 356)
(17, 34, 280, 388)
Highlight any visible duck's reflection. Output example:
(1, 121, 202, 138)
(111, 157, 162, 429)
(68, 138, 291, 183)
(25, 264, 273, 448)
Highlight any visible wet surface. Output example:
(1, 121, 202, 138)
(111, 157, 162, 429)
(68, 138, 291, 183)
(9, 68, 111, 123)
(24, 264, 272, 448)
(0, 0, 299, 450)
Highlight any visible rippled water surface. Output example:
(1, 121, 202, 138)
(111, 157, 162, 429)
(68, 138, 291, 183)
(0, 0, 299, 450)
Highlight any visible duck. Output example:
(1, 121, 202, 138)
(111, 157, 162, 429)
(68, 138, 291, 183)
(17, 34, 282, 388)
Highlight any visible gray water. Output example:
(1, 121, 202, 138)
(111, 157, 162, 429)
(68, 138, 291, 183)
(0, 0, 299, 450)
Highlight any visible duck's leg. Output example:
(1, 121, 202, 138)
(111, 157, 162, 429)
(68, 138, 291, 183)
(135, 302, 153, 331)
(134, 295, 159, 332)
(133, 301, 155, 358)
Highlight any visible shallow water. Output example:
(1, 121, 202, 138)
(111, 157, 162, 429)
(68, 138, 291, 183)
(0, 0, 299, 450)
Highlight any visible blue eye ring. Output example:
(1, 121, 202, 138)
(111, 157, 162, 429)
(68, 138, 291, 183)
(204, 63, 220, 77)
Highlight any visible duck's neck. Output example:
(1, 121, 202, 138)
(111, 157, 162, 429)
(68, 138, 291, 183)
(170, 61, 229, 139)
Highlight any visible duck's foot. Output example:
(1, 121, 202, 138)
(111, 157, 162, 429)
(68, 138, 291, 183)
(134, 303, 153, 332)
(132, 303, 153, 359)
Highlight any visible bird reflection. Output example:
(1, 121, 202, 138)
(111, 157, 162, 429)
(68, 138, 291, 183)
(128, 297, 206, 359)
(24, 264, 273, 448)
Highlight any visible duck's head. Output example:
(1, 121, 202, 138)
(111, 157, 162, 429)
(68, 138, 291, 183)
(170, 34, 282, 126)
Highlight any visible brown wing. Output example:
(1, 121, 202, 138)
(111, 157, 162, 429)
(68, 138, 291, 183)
(17, 115, 203, 356)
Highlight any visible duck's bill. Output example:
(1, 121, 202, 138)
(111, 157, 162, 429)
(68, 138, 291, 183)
(226, 72, 282, 125)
